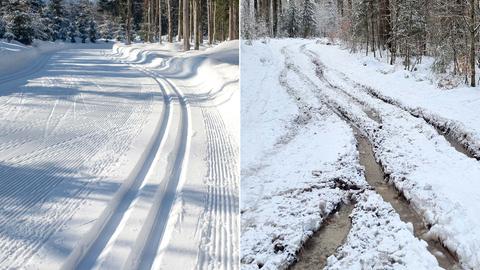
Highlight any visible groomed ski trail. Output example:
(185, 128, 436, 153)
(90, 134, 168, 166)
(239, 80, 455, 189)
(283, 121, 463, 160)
(0, 48, 160, 269)
(66, 57, 191, 270)
(196, 108, 239, 270)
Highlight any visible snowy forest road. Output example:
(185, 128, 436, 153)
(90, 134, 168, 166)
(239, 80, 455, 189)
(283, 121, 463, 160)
(0, 43, 239, 270)
(240, 39, 480, 270)
(284, 41, 480, 269)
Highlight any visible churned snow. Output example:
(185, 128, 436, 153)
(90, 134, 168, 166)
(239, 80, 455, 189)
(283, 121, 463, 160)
(306, 41, 480, 158)
(241, 39, 441, 270)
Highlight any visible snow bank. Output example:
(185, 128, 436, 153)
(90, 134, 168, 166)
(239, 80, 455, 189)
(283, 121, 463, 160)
(111, 41, 239, 143)
(0, 39, 112, 78)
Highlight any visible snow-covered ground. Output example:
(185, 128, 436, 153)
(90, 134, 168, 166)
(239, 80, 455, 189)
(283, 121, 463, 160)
(0, 39, 111, 78)
(241, 39, 444, 270)
(0, 40, 238, 269)
(308, 40, 480, 159)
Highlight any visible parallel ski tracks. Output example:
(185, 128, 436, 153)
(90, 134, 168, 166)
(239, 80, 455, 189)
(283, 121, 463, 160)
(65, 53, 191, 270)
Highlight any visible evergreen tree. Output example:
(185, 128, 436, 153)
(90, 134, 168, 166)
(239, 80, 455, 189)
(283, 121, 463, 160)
(76, 0, 90, 43)
(77, 11, 88, 43)
(284, 0, 299, 38)
(89, 19, 97, 43)
(9, 10, 34, 44)
(68, 22, 76, 43)
(99, 16, 115, 42)
(301, 0, 315, 38)
(0, 18, 5, 38)
(46, 0, 68, 41)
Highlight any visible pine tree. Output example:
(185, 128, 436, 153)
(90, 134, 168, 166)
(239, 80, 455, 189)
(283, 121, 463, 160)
(68, 22, 76, 43)
(77, 11, 89, 43)
(89, 19, 97, 43)
(0, 17, 5, 38)
(46, 0, 68, 41)
(99, 16, 115, 42)
(9, 10, 34, 44)
(301, 0, 315, 38)
(284, 0, 299, 38)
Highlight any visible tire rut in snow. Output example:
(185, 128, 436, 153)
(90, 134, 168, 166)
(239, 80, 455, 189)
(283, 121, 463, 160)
(197, 108, 239, 270)
(352, 126, 460, 269)
(283, 44, 460, 269)
(289, 204, 354, 270)
(302, 45, 478, 161)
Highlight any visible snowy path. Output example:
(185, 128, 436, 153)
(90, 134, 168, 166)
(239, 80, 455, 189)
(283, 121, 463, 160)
(0, 48, 163, 269)
(285, 40, 480, 268)
(0, 42, 238, 269)
(291, 42, 480, 268)
(241, 39, 480, 270)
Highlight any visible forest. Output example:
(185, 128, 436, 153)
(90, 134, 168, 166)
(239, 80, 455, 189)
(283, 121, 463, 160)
(0, 0, 239, 50)
(242, 0, 480, 87)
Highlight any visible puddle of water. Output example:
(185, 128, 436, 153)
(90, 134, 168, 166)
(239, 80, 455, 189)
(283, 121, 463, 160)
(353, 127, 461, 269)
(289, 204, 354, 270)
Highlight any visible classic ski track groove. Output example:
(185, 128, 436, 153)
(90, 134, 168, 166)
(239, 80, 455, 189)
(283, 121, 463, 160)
(70, 74, 172, 270)
(62, 51, 191, 270)
(196, 108, 239, 270)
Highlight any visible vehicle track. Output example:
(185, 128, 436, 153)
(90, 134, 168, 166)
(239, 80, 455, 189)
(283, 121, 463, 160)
(301, 43, 479, 160)
(281, 44, 461, 268)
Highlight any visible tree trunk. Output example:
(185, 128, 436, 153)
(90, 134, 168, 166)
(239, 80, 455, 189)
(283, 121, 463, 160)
(167, 0, 173, 42)
(471, 0, 476, 87)
(183, 0, 190, 50)
(178, 0, 183, 41)
(272, 0, 277, 37)
(126, 0, 132, 45)
(190, 0, 194, 42)
(228, 0, 234, 40)
(194, 0, 199, 49)
(159, 0, 162, 43)
(208, 0, 213, 44)
(147, 0, 151, 42)
(213, 0, 217, 42)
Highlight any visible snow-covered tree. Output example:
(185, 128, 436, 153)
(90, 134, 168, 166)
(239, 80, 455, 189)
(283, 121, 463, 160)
(46, 0, 69, 41)
(77, 14, 88, 43)
(283, 0, 299, 38)
(4, 31, 15, 42)
(0, 18, 5, 38)
(316, 0, 337, 38)
(68, 22, 76, 43)
(4, 1, 35, 45)
(89, 19, 97, 43)
(99, 16, 115, 42)
(301, 0, 316, 38)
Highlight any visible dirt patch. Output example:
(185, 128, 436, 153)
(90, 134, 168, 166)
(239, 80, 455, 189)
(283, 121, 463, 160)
(289, 204, 354, 270)
(353, 127, 461, 269)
